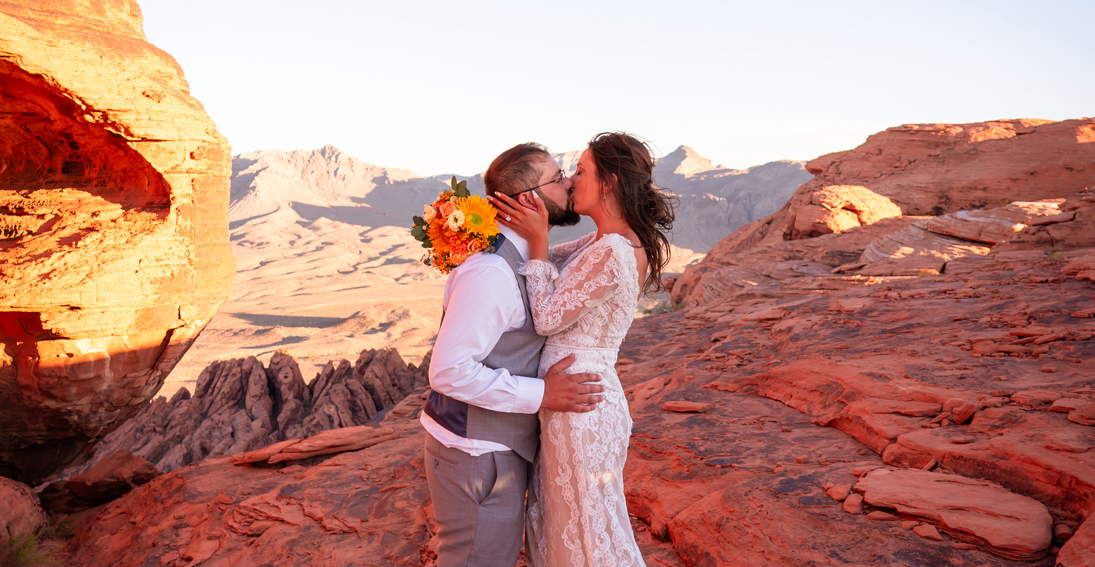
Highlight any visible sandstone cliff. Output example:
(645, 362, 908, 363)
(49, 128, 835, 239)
(0, 0, 234, 484)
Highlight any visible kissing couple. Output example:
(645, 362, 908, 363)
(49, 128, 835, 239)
(422, 132, 676, 567)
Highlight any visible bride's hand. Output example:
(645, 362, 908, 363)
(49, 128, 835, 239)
(490, 192, 550, 259)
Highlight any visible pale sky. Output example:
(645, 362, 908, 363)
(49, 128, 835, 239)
(139, 0, 1093, 176)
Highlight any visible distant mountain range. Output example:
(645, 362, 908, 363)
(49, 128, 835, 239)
(230, 144, 812, 255)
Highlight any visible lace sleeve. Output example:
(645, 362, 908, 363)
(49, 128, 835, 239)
(517, 238, 622, 336)
(547, 232, 596, 269)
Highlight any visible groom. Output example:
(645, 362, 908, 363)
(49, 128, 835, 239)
(422, 142, 602, 567)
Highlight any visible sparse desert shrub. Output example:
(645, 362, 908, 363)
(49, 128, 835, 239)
(643, 300, 684, 315)
(0, 532, 65, 567)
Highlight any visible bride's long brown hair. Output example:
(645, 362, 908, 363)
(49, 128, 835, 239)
(588, 132, 677, 293)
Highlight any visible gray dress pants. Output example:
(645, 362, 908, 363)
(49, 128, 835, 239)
(425, 434, 531, 567)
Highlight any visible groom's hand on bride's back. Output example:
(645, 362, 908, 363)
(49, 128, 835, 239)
(540, 354, 605, 413)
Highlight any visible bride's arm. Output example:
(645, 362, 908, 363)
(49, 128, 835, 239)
(518, 240, 621, 336)
(547, 232, 596, 268)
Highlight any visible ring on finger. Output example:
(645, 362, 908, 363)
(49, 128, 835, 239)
(506, 215, 511, 221)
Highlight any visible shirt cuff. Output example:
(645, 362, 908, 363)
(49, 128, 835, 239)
(510, 374, 545, 414)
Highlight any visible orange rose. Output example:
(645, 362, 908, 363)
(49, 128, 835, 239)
(439, 201, 458, 217)
(467, 239, 484, 254)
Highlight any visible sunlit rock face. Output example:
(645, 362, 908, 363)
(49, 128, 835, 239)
(0, 0, 234, 484)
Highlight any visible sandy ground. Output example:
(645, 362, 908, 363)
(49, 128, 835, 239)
(164, 218, 702, 400)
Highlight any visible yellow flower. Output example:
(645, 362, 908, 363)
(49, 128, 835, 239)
(458, 195, 499, 236)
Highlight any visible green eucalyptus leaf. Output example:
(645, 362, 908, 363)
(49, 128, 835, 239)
(450, 176, 458, 190)
(424, 240, 433, 249)
(413, 215, 425, 226)
(412, 227, 424, 237)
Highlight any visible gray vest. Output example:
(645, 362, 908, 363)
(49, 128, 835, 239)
(423, 236, 546, 461)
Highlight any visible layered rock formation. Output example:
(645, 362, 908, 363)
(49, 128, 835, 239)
(69, 348, 427, 478)
(701, 119, 1095, 257)
(0, 0, 234, 483)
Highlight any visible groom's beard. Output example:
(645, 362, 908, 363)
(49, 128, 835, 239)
(546, 194, 580, 227)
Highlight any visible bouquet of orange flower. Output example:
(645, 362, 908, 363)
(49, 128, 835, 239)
(411, 176, 501, 274)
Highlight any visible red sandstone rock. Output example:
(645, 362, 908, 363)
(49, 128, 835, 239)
(1069, 403, 1095, 427)
(0, 476, 47, 537)
(1051, 398, 1089, 414)
(65, 425, 433, 567)
(885, 408, 1095, 518)
(826, 483, 852, 501)
(246, 426, 400, 464)
(856, 223, 990, 276)
(1063, 250, 1095, 283)
(1012, 389, 1063, 406)
(842, 493, 864, 514)
(662, 400, 715, 413)
(0, 0, 234, 484)
(1057, 516, 1095, 567)
(856, 468, 1052, 560)
(40, 449, 159, 513)
(791, 185, 903, 239)
(998, 193, 1095, 254)
(914, 524, 944, 541)
(920, 202, 1060, 244)
(674, 118, 1095, 308)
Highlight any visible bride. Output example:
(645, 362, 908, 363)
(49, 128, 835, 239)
(490, 132, 676, 567)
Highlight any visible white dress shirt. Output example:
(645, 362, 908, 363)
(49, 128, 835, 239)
(421, 226, 546, 455)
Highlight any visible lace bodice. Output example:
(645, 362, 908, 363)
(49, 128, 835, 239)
(517, 232, 640, 350)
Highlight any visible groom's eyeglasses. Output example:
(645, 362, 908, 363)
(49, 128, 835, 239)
(514, 169, 567, 197)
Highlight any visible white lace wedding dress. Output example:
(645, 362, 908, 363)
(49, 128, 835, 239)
(519, 232, 646, 567)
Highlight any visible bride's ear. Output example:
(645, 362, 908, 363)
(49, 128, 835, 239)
(601, 174, 618, 198)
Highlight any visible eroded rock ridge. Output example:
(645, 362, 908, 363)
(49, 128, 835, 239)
(0, 0, 234, 484)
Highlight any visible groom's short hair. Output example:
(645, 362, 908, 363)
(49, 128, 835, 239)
(484, 143, 551, 197)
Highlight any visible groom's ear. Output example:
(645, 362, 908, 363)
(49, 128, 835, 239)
(517, 191, 535, 209)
